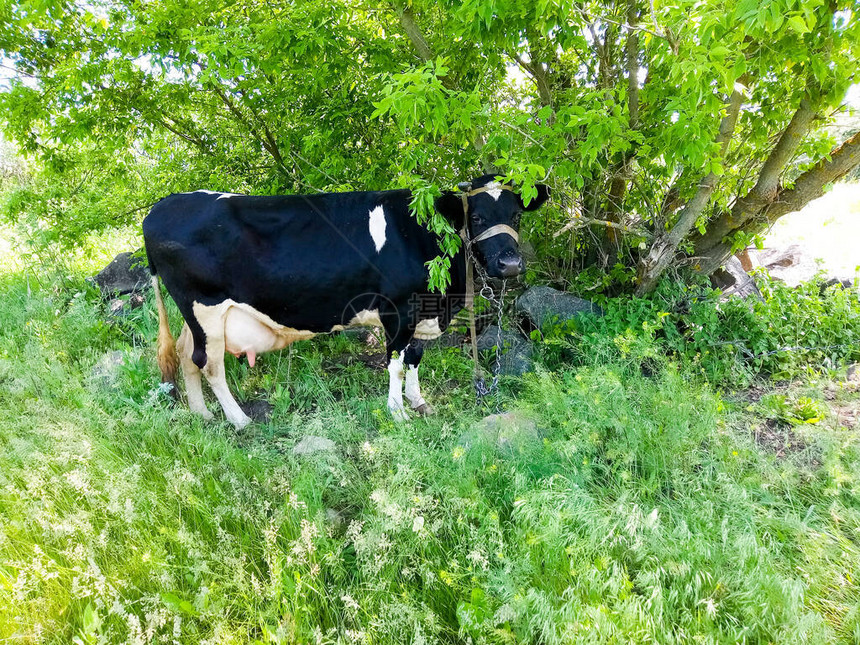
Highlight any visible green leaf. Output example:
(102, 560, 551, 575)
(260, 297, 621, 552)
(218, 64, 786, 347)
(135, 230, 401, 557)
(82, 603, 101, 634)
(732, 56, 747, 81)
(161, 592, 198, 616)
(788, 15, 810, 34)
(709, 45, 730, 60)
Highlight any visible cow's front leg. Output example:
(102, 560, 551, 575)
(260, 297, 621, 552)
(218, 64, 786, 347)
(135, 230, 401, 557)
(403, 340, 432, 415)
(386, 352, 409, 422)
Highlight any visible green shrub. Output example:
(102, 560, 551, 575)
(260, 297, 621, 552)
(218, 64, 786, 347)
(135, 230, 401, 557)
(563, 273, 860, 385)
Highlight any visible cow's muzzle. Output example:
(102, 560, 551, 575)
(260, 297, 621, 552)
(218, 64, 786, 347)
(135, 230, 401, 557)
(492, 251, 525, 278)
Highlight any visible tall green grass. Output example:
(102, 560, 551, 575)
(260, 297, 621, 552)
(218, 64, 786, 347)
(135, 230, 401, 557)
(1, 258, 859, 644)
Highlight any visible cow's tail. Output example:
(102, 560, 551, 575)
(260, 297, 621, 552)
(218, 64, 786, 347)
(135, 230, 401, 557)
(152, 275, 179, 389)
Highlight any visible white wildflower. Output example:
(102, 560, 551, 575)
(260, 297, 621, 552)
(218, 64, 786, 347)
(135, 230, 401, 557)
(467, 549, 489, 571)
(341, 593, 360, 612)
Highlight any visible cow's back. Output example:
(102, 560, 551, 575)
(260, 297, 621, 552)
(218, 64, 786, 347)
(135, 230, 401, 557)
(143, 189, 436, 332)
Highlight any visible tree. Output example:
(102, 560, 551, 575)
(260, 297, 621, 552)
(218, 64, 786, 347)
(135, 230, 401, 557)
(1, 0, 858, 292)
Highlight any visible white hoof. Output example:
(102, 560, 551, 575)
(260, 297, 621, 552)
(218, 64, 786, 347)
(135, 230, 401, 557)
(191, 406, 215, 421)
(389, 405, 410, 423)
(229, 413, 253, 429)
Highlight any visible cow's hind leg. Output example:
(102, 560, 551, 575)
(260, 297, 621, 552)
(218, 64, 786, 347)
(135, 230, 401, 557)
(193, 304, 252, 429)
(203, 353, 251, 429)
(177, 323, 214, 420)
(403, 340, 432, 415)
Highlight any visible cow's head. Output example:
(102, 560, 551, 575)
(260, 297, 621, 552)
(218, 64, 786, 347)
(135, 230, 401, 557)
(435, 175, 550, 278)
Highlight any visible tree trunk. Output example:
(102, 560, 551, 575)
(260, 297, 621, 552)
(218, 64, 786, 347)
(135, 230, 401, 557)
(635, 87, 743, 294)
(600, 0, 640, 263)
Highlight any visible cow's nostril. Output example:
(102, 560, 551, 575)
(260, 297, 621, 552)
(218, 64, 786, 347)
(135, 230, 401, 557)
(497, 256, 523, 277)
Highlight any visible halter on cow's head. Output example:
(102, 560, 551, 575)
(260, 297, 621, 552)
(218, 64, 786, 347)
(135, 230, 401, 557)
(434, 175, 551, 278)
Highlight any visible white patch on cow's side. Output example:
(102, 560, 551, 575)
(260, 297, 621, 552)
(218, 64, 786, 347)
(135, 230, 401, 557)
(485, 181, 503, 201)
(414, 317, 442, 340)
(404, 364, 426, 409)
(188, 190, 240, 199)
(368, 205, 387, 252)
(349, 309, 383, 328)
(387, 354, 409, 421)
(330, 309, 383, 332)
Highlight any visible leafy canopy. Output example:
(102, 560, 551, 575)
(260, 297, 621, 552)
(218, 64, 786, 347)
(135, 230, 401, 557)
(0, 0, 858, 290)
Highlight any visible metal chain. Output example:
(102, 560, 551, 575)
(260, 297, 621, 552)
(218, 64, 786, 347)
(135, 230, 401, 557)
(469, 241, 508, 409)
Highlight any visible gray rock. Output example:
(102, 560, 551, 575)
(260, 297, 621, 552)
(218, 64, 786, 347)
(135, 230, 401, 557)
(106, 293, 146, 319)
(239, 399, 274, 423)
(293, 435, 336, 456)
(476, 325, 535, 376)
(425, 331, 467, 350)
(90, 350, 133, 387)
(458, 411, 541, 454)
(500, 346, 535, 376)
(711, 256, 763, 300)
(108, 298, 127, 317)
(516, 286, 602, 329)
(756, 245, 804, 269)
(476, 325, 524, 351)
(821, 277, 855, 291)
(741, 245, 856, 289)
(94, 251, 150, 296)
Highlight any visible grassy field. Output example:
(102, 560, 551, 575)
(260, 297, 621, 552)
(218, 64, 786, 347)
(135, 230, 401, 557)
(1, 245, 859, 644)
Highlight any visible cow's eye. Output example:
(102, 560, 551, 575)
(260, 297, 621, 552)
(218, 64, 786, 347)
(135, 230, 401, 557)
(511, 212, 522, 228)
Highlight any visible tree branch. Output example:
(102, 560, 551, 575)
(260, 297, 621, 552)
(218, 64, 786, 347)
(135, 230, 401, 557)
(635, 87, 744, 293)
(692, 129, 860, 276)
(397, 7, 434, 62)
(510, 52, 552, 107)
(601, 2, 640, 243)
(555, 209, 649, 237)
(211, 85, 289, 174)
(764, 129, 860, 223)
(695, 81, 820, 253)
(396, 7, 458, 93)
(393, 4, 494, 172)
(625, 0, 640, 131)
(153, 116, 213, 156)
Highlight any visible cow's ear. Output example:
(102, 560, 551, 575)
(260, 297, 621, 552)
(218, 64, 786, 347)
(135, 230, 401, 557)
(521, 184, 551, 211)
(434, 191, 465, 229)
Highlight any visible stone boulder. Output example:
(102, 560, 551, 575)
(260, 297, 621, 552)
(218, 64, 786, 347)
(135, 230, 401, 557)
(239, 399, 274, 423)
(94, 251, 150, 296)
(106, 293, 147, 320)
(711, 256, 762, 300)
(457, 411, 542, 456)
(516, 285, 603, 329)
(739, 244, 856, 289)
(475, 325, 534, 376)
(293, 435, 336, 457)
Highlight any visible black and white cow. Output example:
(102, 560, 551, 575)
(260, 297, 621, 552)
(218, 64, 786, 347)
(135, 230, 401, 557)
(143, 175, 550, 427)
